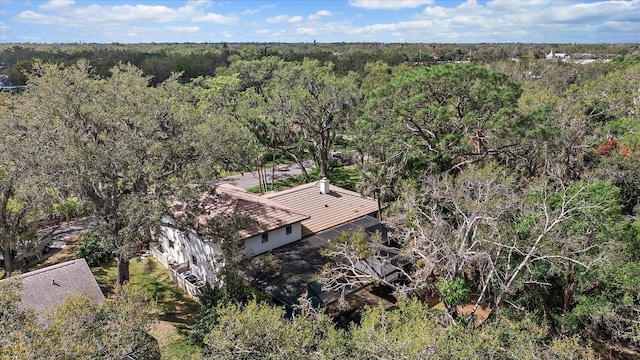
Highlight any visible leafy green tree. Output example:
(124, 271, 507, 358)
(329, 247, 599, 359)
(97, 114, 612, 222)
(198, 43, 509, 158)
(0, 282, 157, 359)
(362, 63, 521, 175)
(355, 162, 401, 219)
(218, 56, 284, 94)
(199, 297, 598, 359)
(76, 230, 114, 267)
(263, 59, 359, 177)
(20, 61, 206, 284)
(566, 220, 640, 349)
(202, 299, 339, 360)
(0, 91, 55, 273)
(189, 277, 272, 346)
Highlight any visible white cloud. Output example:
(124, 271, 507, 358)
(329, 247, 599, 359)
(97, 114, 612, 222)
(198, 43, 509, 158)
(349, 0, 433, 9)
(219, 30, 234, 38)
(347, 0, 635, 43)
(241, 3, 277, 15)
(193, 13, 238, 24)
(165, 26, 201, 33)
(6, 0, 639, 44)
(18, 1, 238, 27)
(308, 10, 333, 21)
(16, 11, 66, 25)
(38, 0, 75, 10)
(242, 8, 261, 15)
(266, 15, 289, 23)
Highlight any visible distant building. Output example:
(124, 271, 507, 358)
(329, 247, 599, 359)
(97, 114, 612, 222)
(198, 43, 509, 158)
(546, 50, 569, 61)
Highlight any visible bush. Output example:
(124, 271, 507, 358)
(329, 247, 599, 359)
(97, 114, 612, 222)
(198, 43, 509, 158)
(189, 276, 272, 346)
(52, 197, 84, 221)
(76, 232, 113, 266)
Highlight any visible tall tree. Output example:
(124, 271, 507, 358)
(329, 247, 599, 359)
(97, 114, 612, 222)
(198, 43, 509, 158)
(0, 92, 55, 273)
(355, 162, 401, 219)
(0, 281, 157, 359)
(362, 63, 521, 175)
(263, 58, 359, 177)
(21, 61, 203, 284)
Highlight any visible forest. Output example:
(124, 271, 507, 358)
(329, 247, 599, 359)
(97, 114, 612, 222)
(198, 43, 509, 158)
(1, 43, 639, 359)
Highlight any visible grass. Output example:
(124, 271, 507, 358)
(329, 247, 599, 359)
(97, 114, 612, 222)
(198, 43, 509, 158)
(92, 256, 201, 359)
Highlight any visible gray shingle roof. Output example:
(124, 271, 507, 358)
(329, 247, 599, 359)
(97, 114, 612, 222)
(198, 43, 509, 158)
(19, 258, 104, 313)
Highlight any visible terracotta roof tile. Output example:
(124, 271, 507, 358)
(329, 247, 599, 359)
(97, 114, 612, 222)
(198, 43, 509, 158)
(171, 184, 310, 239)
(264, 181, 379, 236)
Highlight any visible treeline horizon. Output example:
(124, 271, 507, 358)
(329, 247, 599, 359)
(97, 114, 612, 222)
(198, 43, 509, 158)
(2, 42, 638, 86)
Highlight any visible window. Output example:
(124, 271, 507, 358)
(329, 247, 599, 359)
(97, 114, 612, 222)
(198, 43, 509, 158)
(261, 233, 269, 243)
(285, 225, 292, 235)
(191, 255, 198, 266)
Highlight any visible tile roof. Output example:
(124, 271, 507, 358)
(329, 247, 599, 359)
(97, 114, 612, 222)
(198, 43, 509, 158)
(171, 184, 309, 239)
(263, 181, 379, 237)
(18, 258, 104, 314)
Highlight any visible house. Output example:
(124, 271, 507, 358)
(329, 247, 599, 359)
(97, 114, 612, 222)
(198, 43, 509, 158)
(153, 178, 397, 306)
(17, 258, 104, 314)
(545, 50, 569, 61)
(152, 183, 309, 295)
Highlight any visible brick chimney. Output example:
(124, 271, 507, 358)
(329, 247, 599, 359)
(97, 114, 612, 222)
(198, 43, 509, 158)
(319, 177, 330, 194)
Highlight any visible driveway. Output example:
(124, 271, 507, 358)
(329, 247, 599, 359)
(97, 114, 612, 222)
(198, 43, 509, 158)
(213, 160, 314, 189)
(26, 218, 95, 270)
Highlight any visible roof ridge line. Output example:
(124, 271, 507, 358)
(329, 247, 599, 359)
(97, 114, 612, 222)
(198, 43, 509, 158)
(218, 186, 309, 217)
(21, 259, 84, 278)
(262, 181, 319, 198)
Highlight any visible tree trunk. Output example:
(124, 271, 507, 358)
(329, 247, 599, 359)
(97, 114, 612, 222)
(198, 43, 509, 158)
(271, 153, 276, 191)
(1, 246, 13, 274)
(561, 265, 575, 334)
(320, 151, 329, 179)
(117, 256, 130, 285)
(281, 149, 309, 180)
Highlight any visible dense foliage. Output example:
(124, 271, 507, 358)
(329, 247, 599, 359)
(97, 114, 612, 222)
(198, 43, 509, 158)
(1, 43, 638, 358)
(0, 280, 157, 359)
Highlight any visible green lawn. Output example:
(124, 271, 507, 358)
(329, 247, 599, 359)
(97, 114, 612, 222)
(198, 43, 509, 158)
(91, 256, 201, 359)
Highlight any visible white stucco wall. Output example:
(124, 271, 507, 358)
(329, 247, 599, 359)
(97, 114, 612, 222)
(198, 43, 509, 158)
(158, 215, 224, 285)
(158, 216, 303, 284)
(244, 222, 302, 255)
(158, 216, 188, 265)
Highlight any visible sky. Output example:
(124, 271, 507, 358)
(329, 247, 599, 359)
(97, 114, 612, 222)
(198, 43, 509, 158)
(0, 0, 638, 43)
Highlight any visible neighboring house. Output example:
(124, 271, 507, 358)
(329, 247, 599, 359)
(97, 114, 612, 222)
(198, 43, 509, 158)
(18, 258, 104, 314)
(153, 183, 309, 293)
(545, 50, 569, 61)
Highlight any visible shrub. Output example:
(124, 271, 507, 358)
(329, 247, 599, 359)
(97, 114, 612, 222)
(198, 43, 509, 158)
(76, 232, 113, 266)
(52, 197, 83, 221)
